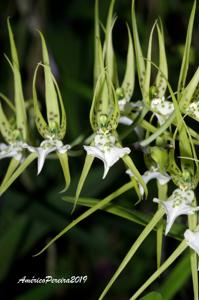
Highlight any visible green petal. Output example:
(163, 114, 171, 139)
(105, 0, 118, 87)
(32, 64, 48, 138)
(131, 0, 145, 94)
(7, 18, 27, 140)
(38, 31, 60, 127)
(155, 22, 168, 98)
(94, 0, 104, 85)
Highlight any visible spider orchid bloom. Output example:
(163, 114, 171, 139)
(153, 189, 199, 235)
(27, 139, 70, 174)
(31, 31, 71, 190)
(0, 19, 31, 194)
(84, 130, 130, 179)
(184, 229, 199, 270)
(126, 166, 170, 196)
(151, 97, 174, 125)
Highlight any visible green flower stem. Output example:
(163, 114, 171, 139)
(33, 181, 133, 256)
(130, 240, 188, 300)
(156, 182, 168, 268)
(188, 202, 198, 300)
(130, 223, 199, 300)
(99, 208, 165, 300)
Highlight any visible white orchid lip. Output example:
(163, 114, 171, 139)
(0, 141, 28, 162)
(27, 139, 71, 174)
(154, 189, 199, 235)
(84, 131, 130, 179)
(151, 97, 174, 125)
(126, 167, 170, 196)
(186, 101, 199, 121)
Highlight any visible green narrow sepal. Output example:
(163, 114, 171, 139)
(7, 18, 28, 140)
(74, 154, 94, 211)
(38, 31, 60, 127)
(0, 158, 20, 187)
(0, 153, 37, 196)
(122, 154, 148, 198)
(57, 152, 71, 193)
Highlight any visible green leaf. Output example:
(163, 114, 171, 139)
(7, 18, 27, 140)
(121, 24, 135, 100)
(63, 196, 185, 240)
(33, 182, 133, 256)
(99, 208, 165, 300)
(177, 0, 196, 96)
(38, 31, 60, 127)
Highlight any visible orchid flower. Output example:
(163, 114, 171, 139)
(184, 229, 199, 270)
(0, 19, 31, 192)
(126, 166, 170, 196)
(84, 129, 130, 179)
(153, 189, 199, 235)
(30, 31, 71, 190)
(27, 139, 70, 175)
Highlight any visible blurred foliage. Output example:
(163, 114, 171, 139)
(0, 0, 198, 299)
